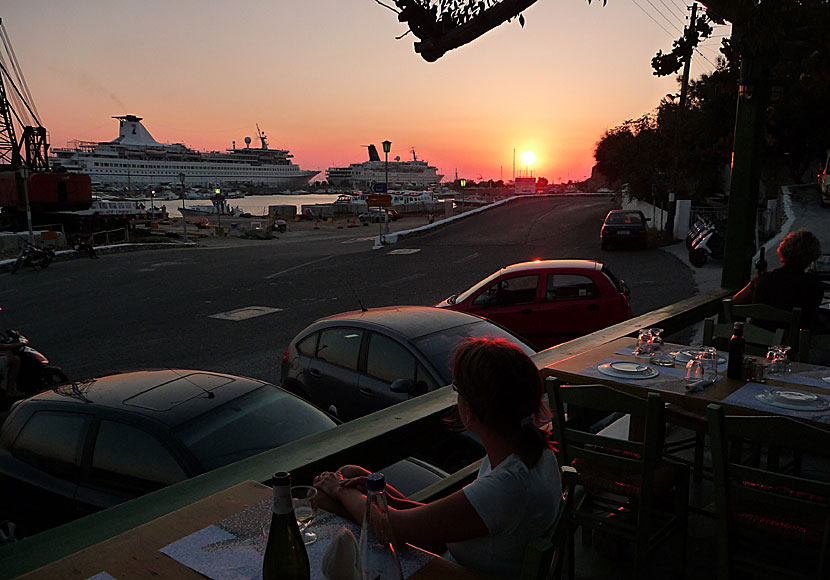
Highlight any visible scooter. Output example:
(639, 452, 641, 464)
(1, 329, 68, 399)
(686, 216, 713, 251)
(10, 243, 56, 274)
(688, 220, 726, 267)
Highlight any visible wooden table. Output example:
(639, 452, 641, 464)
(544, 336, 830, 422)
(19, 480, 488, 580)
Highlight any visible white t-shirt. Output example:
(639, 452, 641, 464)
(447, 449, 562, 578)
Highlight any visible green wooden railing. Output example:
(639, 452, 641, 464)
(0, 287, 732, 579)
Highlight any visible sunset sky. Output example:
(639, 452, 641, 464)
(3, 1, 729, 183)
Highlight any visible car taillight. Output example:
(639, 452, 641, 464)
(282, 348, 290, 364)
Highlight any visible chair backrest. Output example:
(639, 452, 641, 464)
(707, 404, 830, 579)
(703, 317, 785, 357)
(797, 329, 830, 363)
(722, 298, 802, 346)
(520, 466, 575, 580)
(545, 379, 665, 500)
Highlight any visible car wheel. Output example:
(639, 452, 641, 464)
(689, 248, 708, 268)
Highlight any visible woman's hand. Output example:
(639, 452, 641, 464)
(313, 471, 345, 499)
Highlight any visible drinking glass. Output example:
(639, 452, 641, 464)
(701, 347, 720, 380)
(634, 328, 653, 356)
(648, 328, 673, 366)
(291, 485, 318, 545)
(685, 355, 704, 384)
(766, 345, 791, 377)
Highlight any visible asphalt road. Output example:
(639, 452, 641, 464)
(0, 196, 696, 386)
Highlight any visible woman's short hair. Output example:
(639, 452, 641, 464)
(777, 229, 821, 270)
(452, 338, 548, 466)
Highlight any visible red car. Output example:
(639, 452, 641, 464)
(435, 259, 632, 349)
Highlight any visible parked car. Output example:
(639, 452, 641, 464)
(281, 306, 536, 423)
(436, 260, 632, 350)
(600, 209, 650, 250)
(0, 369, 444, 537)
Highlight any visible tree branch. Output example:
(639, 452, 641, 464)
(411, 0, 540, 61)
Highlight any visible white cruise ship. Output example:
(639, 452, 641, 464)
(50, 115, 319, 189)
(326, 145, 443, 189)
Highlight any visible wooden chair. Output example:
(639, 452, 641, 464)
(520, 466, 577, 580)
(668, 317, 786, 481)
(722, 298, 802, 348)
(703, 316, 785, 356)
(546, 378, 690, 579)
(707, 403, 830, 580)
(797, 329, 830, 363)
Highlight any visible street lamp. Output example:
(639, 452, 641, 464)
(179, 172, 188, 242)
(18, 165, 34, 244)
(150, 190, 155, 223)
(382, 140, 391, 242)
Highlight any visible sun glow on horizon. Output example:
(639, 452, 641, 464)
(521, 151, 537, 167)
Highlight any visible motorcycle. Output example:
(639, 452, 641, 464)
(10, 243, 56, 274)
(1, 329, 68, 399)
(688, 219, 726, 267)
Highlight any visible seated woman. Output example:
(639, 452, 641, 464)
(733, 229, 825, 330)
(313, 338, 561, 579)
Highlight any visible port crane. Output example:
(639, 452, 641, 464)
(0, 17, 91, 230)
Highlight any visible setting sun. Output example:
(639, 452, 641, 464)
(521, 151, 537, 166)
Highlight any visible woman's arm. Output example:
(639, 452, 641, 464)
(314, 472, 488, 548)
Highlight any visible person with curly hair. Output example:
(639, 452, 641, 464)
(734, 229, 825, 330)
(312, 338, 560, 578)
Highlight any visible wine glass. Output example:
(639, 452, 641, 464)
(291, 485, 318, 545)
(634, 328, 652, 356)
(766, 345, 791, 377)
(648, 328, 673, 366)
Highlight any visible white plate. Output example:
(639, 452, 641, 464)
(755, 389, 830, 411)
(670, 349, 727, 365)
(598, 362, 659, 380)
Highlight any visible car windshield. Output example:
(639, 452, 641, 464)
(412, 319, 537, 384)
(606, 212, 642, 225)
(452, 270, 503, 304)
(173, 385, 336, 471)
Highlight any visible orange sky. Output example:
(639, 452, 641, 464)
(3, 1, 728, 183)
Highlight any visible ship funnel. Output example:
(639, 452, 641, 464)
(367, 144, 381, 162)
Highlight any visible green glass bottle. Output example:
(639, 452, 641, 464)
(262, 472, 310, 580)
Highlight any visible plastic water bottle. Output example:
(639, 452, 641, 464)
(358, 473, 403, 580)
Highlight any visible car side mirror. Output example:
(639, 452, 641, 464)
(390, 378, 417, 395)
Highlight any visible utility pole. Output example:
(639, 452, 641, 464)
(666, 1, 697, 242)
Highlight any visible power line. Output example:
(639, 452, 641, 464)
(656, 0, 687, 28)
(644, 0, 684, 34)
(630, 0, 678, 38)
(694, 47, 717, 69)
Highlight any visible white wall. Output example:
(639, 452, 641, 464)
(620, 197, 690, 241)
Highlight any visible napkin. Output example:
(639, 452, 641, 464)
(321, 527, 361, 580)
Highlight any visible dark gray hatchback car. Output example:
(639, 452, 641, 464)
(280, 306, 536, 422)
(600, 209, 650, 250)
(0, 370, 337, 536)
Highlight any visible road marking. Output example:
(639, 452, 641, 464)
(455, 252, 479, 263)
(382, 272, 425, 287)
(387, 249, 421, 255)
(341, 236, 375, 244)
(265, 255, 333, 279)
(209, 306, 283, 321)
